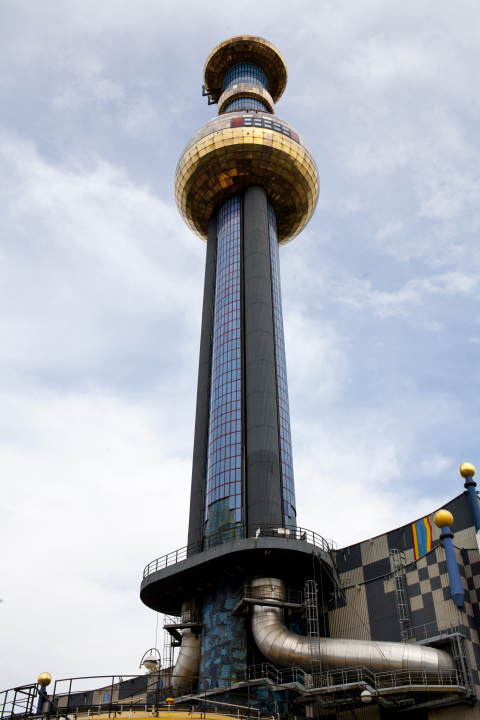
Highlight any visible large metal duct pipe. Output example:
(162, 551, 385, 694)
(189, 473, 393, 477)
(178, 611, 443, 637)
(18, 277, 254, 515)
(171, 602, 201, 692)
(251, 578, 455, 673)
(171, 628, 201, 691)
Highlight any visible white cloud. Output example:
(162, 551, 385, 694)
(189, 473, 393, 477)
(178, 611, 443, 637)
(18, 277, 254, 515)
(0, 387, 190, 688)
(341, 32, 448, 88)
(285, 309, 348, 405)
(334, 271, 478, 317)
(0, 129, 204, 375)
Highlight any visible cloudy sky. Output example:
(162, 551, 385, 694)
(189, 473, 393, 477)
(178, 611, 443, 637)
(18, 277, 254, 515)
(1, 0, 479, 691)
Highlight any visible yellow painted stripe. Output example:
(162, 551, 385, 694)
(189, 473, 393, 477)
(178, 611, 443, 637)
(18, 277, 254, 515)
(412, 522, 419, 560)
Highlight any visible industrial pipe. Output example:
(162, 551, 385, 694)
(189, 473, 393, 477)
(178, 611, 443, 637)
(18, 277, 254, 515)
(251, 578, 455, 673)
(171, 628, 201, 691)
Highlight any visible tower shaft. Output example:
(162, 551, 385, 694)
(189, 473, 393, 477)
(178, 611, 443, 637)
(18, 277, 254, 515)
(188, 187, 296, 547)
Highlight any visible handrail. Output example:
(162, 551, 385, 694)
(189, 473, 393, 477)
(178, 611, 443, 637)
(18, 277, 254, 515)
(1, 662, 472, 719)
(0, 684, 38, 720)
(236, 662, 468, 696)
(143, 524, 336, 579)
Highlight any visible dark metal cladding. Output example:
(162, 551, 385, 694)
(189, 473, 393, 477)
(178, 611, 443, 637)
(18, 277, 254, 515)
(243, 185, 283, 527)
(187, 216, 217, 547)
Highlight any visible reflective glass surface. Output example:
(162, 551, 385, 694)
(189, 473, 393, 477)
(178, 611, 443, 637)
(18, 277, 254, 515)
(174, 111, 319, 245)
(268, 203, 296, 525)
(224, 63, 268, 90)
(204, 197, 243, 533)
(224, 97, 268, 113)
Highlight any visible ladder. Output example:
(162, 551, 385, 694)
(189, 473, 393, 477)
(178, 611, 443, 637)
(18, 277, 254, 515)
(390, 549, 412, 641)
(304, 580, 321, 672)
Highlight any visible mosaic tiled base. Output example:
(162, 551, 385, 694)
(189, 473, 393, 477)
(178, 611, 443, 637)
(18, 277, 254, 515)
(198, 582, 247, 688)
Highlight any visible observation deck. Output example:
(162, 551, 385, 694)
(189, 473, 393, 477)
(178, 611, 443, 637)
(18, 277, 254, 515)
(140, 524, 337, 616)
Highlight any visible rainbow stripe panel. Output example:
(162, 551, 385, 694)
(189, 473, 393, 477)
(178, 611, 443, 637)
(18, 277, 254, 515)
(411, 516, 433, 560)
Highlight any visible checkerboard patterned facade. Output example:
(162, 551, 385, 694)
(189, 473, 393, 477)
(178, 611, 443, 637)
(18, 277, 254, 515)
(326, 492, 480, 717)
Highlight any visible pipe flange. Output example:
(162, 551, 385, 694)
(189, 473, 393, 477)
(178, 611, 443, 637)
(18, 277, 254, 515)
(217, 83, 275, 115)
(204, 35, 288, 104)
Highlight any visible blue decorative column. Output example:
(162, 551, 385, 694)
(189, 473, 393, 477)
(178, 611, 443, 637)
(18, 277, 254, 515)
(36, 673, 51, 714)
(459, 462, 480, 532)
(434, 510, 464, 608)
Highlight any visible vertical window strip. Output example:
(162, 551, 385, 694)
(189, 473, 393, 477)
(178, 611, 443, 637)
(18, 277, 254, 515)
(204, 196, 243, 534)
(268, 203, 297, 526)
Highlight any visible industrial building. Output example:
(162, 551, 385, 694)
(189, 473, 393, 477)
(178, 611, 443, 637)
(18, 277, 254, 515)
(2, 34, 480, 720)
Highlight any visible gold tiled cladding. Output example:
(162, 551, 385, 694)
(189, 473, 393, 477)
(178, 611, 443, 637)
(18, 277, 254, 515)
(175, 114, 319, 245)
(217, 83, 274, 115)
(204, 35, 288, 104)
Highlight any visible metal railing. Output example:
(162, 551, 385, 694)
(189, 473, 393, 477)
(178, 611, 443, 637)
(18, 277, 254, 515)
(235, 584, 303, 607)
(163, 611, 200, 628)
(408, 617, 460, 642)
(235, 662, 470, 698)
(0, 673, 295, 720)
(0, 684, 38, 720)
(307, 665, 467, 695)
(236, 664, 305, 687)
(1, 661, 473, 720)
(143, 524, 336, 579)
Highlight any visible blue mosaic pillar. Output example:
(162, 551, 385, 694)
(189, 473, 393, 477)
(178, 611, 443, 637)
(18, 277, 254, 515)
(434, 509, 464, 608)
(198, 582, 247, 689)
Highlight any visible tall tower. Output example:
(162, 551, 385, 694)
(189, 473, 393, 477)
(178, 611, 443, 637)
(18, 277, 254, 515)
(140, 34, 456, 711)
(142, 32, 320, 686)
(177, 36, 319, 546)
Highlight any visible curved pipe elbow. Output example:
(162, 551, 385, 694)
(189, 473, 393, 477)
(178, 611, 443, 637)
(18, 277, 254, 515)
(251, 578, 456, 674)
(171, 628, 201, 691)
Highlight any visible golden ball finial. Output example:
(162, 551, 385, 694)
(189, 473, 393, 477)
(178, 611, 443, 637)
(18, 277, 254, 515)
(459, 462, 476, 479)
(38, 672, 52, 687)
(434, 509, 454, 529)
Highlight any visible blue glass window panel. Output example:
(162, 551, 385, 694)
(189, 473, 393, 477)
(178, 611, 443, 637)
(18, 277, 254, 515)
(204, 196, 243, 533)
(224, 97, 268, 113)
(268, 203, 297, 526)
(224, 63, 268, 90)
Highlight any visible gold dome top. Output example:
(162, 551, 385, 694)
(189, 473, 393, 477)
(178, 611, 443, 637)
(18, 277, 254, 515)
(434, 509, 454, 529)
(459, 462, 476, 478)
(38, 672, 52, 686)
(175, 111, 319, 244)
(204, 35, 288, 104)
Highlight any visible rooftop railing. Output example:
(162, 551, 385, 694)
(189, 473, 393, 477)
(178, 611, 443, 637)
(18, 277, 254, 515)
(143, 524, 336, 579)
(2, 661, 472, 720)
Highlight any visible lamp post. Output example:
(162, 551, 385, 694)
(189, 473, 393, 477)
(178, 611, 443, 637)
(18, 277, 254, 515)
(139, 648, 162, 709)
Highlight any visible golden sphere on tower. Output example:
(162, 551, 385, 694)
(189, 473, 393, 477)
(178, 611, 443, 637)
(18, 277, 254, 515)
(175, 112, 319, 244)
(459, 462, 476, 478)
(434, 509, 454, 529)
(37, 672, 52, 687)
